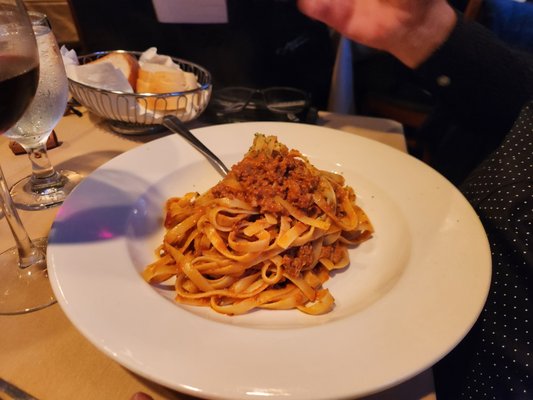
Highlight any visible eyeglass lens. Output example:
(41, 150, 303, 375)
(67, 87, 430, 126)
(262, 87, 309, 114)
(210, 87, 255, 114)
(211, 87, 309, 115)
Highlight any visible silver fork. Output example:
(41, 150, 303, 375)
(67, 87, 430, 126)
(162, 115, 230, 177)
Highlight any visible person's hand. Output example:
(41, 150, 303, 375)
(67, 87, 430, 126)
(297, 0, 457, 68)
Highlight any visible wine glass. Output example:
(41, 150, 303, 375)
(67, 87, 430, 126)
(5, 11, 83, 210)
(0, 0, 56, 314)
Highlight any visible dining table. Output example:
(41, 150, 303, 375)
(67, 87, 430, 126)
(0, 108, 437, 400)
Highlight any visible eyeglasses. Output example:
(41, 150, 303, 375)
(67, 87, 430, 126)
(209, 86, 313, 123)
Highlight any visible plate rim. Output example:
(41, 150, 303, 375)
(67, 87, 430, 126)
(47, 121, 491, 400)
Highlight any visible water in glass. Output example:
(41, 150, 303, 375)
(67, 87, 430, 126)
(4, 24, 68, 146)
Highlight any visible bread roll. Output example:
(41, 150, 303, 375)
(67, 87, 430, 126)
(89, 52, 139, 90)
(136, 63, 195, 111)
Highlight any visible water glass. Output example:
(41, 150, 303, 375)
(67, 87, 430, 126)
(5, 11, 83, 210)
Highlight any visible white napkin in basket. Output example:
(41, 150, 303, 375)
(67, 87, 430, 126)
(61, 46, 134, 92)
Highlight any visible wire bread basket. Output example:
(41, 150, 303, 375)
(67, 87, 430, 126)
(68, 50, 212, 134)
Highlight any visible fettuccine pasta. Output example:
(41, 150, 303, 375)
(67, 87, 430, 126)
(143, 134, 373, 315)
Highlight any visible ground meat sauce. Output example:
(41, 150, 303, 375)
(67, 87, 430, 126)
(319, 243, 344, 264)
(212, 149, 320, 214)
(281, 243, 315, 277)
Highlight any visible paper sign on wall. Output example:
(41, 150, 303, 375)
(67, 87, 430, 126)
(152, 0, 228, 24)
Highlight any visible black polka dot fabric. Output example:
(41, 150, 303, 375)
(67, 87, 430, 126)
(434, 102, 533, 399)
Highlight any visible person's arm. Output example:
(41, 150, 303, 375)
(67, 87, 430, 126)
(297, 0, 457, 68)
(414, 13, 533, 135)
(297, 0, 533, 134)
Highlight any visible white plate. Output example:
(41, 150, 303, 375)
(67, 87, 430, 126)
(47, 121, 491, 400)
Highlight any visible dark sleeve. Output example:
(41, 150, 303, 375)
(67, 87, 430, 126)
(434, 101, 533, 400)
(414, 12, 533, 136)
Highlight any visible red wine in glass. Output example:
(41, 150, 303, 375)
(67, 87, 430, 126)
(0, 55, 38, 133)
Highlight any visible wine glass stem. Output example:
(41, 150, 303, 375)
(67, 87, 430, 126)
(0, 164, 45, 270)
(26, 141, 64, 190)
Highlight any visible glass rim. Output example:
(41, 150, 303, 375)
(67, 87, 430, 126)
(27, 10, 49, 27)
